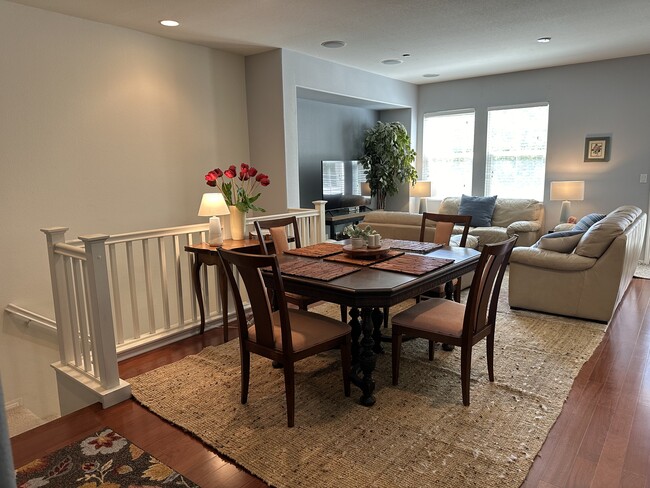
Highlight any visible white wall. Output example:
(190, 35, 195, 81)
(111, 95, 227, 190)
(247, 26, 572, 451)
(245, 49, 418, 213)
(0, 1, 249, 419)
(418, 56, 650, 225)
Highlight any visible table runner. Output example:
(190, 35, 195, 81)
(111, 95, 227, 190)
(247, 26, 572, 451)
(277, 259, 360, 281)
(380, 239, 442, 253)
(323, 249, 404, 266)
(283, 242, 344, 258)
(370, 253, 454, 276)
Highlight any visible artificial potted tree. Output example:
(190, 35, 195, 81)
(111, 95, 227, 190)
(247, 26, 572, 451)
(360, 121, 418, 209)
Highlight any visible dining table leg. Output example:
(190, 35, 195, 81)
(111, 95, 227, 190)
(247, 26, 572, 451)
(355, 307, 376, 406)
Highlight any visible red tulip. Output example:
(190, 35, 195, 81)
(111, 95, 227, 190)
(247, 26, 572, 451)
(205, 171, 218, 186)
(224, 168, 236, 178)
(248, 167, 258, 177)
(260, 177, 270, 187)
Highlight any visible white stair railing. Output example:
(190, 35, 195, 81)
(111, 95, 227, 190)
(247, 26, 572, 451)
(39, 201, 327, 414)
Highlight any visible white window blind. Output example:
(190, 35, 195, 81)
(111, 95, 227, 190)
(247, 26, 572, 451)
(422, 111, 475, 199)
(485, 104, 549, 200)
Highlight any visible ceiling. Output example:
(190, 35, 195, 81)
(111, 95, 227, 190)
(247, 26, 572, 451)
(9, 0, 650, 84)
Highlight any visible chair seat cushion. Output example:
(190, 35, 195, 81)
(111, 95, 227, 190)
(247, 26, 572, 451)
(392, 298, 465, 338)
(249, 309, 349, 352)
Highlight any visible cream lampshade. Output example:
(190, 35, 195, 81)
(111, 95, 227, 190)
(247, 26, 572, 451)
(198, 193, 230, 246)
(550, 181, 585, 224)
(410, 180, 431, 213)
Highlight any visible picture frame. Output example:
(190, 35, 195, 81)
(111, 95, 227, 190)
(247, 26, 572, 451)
(584, 136, 611, 162)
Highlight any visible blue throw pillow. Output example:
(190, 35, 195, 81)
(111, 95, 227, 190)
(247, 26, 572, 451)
(459, 194, 498, 227)
(574, 213, 606, 231)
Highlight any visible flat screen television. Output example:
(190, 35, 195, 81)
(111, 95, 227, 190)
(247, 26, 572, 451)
(321, 160, 371, 211)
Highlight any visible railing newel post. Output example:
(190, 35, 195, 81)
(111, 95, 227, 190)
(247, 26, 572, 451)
(313, 200, 327, 243)
(79, 234, 120, 389)
(41, 227, 74, 363)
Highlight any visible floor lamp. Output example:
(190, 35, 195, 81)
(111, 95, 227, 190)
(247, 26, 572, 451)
(550, 180, 585, 225)
(410, 181, 431, 213)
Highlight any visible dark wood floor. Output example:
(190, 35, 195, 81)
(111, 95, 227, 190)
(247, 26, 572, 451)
(12, 278, 650, 487)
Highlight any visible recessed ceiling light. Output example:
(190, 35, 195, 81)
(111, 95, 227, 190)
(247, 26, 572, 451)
(381, 59, 403, 65)
(402, 53, 411, 57)
(537, 37, 551, 43)
(159, 20, 180, 27)
(321, 40, 346, 48)
(423, 73, 440, 78)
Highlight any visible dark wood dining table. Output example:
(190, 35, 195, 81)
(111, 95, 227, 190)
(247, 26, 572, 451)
(267, 245, 481, 406)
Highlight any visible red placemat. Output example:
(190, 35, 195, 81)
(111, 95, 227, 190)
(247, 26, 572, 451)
(278, 259, 360, 281)
(284, 242, 344, 258)
(380, 239, 442, 254)
(369, 254, 454, 276)
(324, 249, 404, 266)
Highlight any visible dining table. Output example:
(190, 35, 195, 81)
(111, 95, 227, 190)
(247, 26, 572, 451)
(264, 241, 481, 407)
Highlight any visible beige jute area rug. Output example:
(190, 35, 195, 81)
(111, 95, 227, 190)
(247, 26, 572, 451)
(635, 262, 650, 279)
(130, 282, 606, 488)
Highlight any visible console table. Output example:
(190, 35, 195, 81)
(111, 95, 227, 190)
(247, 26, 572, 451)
(325, 209, 373, 239)
(184, 238, 261, 339)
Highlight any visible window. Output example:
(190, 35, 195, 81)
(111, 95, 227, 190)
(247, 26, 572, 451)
(485, 104, 549, 200)
(422, 111, 475, 199)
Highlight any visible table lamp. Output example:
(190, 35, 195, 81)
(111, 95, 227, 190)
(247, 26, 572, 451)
(198, 193, 230, 246)
(410, 180, 431, 213)
(550, 181, 584, 224)
(360, 181, 371, 196)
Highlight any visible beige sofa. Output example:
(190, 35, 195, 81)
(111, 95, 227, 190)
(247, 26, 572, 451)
(361, 197, 544, 250)
(509, 205, 647, 323)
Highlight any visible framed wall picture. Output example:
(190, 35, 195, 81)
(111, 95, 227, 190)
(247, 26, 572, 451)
(584, 136, 611, 162)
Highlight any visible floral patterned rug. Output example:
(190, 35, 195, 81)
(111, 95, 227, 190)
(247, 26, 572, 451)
(15, 427, 199, 488)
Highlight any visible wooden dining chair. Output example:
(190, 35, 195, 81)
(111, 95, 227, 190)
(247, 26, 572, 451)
(419, 212, 472, 303)
(391, 235, 517, 406)
(254, 216, 347, 322)
(218, 248, 352, 427)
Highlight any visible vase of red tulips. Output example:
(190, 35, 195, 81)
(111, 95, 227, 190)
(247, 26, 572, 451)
(205, 163, 271, 240)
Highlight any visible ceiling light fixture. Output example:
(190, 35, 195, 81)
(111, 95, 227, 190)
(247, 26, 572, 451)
(321, 40, 346, 48)
(159, 19, 180, 27)
(381, 59, 402, 65)
(423, 73, 440, 78)
(537, 37, 551, 43)
(402, 53, 411, 57)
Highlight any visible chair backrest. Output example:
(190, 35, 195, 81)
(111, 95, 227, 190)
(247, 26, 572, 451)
(254, 216, 302, 255)
(463, 236, 517, 340)
(218, 248, 293, 352)
(419, 212, 472, 247)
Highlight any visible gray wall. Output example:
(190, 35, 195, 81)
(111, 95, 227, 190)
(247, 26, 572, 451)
(418, 55, 650, 225)
(297, 98, 378, 207)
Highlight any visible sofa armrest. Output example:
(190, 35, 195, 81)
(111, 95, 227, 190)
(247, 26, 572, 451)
(510, 246, 596, 271)
(506, 220, 541, 236)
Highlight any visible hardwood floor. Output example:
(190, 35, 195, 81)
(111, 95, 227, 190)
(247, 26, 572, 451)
(11, 278, 650, 487)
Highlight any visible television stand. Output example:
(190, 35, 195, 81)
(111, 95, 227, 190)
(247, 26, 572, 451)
(325, 206, 373, 240)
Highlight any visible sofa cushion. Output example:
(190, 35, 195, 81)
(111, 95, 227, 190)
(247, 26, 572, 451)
(574, 206, 642, 258)
(450, 234, 479, 249)
(573, 213, 606, 232)
(469, 226, 508, 246)
(511, 246, 597, 271)
(537, 230, 584, 253)
(491, 198, 543, 228)
(459, 194, 497, 227)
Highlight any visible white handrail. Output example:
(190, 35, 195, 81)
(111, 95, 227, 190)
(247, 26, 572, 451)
(38, 203, 327, 412)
